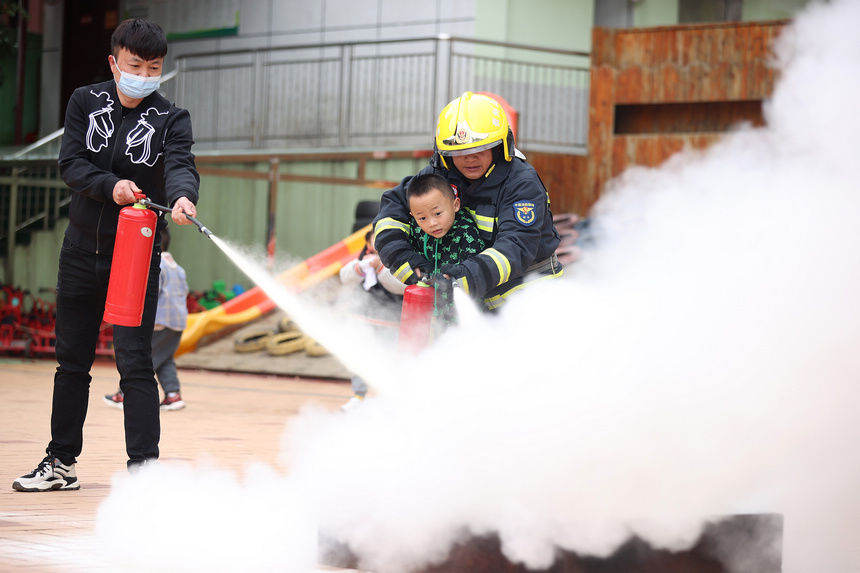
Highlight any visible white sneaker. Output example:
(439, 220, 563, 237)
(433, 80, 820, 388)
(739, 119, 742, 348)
(12, 456, 80, 492)
(340, 395, 365, 413)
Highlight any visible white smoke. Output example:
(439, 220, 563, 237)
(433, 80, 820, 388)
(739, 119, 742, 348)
(95, 461, 317, 571)
(93, 1, 860, 572)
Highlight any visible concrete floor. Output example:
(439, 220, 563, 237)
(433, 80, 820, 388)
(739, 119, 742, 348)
(0, 357, 354, 572)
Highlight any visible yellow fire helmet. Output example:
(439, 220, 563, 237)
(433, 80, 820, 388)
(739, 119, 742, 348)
(435, 92, 513, 168)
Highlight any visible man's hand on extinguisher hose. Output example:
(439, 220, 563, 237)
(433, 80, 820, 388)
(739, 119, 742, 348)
(112, 179, 141, 206)
(171, 196, 197, 225)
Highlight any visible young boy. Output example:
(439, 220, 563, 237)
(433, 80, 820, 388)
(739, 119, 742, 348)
(340, 176, 482, 412)
(406, 173, 485, 318)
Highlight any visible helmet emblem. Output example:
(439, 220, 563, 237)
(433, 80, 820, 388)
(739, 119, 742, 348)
(454, 121, 471, 144)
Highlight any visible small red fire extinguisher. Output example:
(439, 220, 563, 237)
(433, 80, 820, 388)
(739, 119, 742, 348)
(103, 193, 157, 327)
(398, 284, 435, 354)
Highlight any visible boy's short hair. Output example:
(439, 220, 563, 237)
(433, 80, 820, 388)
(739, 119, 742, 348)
(111, 19, 168, 61)
(407, 173, 456, 201)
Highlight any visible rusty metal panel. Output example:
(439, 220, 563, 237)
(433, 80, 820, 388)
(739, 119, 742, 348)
(588, 64, 617, 203)
(528, 152, 591, 216)
(578, 20, 788, 214)
(616, 66, 643, 103)
(590, 27, 615, 67)
(612, 134, 721, 178)
(612, 137, 631, 176)
(657, 64, 681, 101)
(607, 22, 786, 103)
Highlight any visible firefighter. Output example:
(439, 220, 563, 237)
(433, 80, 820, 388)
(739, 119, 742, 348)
(373, 92, 563, 310)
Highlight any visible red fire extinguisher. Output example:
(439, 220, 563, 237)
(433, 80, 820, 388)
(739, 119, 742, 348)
(398, 284, 435, 354)
(103, 193, 157, 327)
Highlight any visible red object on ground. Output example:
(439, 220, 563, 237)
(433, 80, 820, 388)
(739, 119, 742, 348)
(398, 284, 435, 353)
(103, 200, 157, 327)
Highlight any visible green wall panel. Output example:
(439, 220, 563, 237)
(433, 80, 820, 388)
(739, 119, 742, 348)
(743, 0, 811, 21)
(169, 168, 268, 293)
(274, 157, 425, 259)
(505, 0, 593, 53)
(3, 221, 67, 303)
(475, 0, 592, 69)
(633, 0, 679, 27)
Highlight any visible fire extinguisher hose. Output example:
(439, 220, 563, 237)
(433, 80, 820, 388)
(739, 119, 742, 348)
(139, 198, 213, 238)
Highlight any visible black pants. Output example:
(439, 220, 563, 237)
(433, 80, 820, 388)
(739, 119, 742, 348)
(47, 237, 161, 468)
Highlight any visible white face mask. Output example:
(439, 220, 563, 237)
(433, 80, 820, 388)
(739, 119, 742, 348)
(111, 55, 161, 99)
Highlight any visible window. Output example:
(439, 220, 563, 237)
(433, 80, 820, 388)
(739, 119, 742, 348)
(595, 0, 633, 28)
(679, 0, 743, 23)
(614, 101, 764, 135)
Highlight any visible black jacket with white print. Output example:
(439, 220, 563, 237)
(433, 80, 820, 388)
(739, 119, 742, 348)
(58, 79, 199, 254)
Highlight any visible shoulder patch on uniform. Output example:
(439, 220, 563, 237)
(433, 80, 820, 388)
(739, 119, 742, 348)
(513, 201, 536, 226)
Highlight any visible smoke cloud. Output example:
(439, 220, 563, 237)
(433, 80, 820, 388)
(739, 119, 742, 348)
(93, 1, 860, 572)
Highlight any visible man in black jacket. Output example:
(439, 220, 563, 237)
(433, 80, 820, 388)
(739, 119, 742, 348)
(13, 19, 200, 491)
(374, 92, 563, 311)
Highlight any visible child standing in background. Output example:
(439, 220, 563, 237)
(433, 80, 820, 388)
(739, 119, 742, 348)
(104, 226, 189, 410)
(338, 230, 404, 412)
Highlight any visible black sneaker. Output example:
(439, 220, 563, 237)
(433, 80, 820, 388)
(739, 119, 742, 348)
(12, 455, 80, 492)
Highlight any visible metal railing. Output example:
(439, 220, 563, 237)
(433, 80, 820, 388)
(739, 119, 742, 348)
(0, 162, 69, 239)
(0, 161, 70, 282)
(166, 35, 590, 153)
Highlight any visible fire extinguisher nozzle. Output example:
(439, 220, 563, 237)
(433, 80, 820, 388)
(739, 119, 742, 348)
(139, 198, 212, 239)
(186, 215, 212, 238)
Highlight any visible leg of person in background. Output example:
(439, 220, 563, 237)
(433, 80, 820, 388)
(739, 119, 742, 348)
(151, 327, 185, 410)
(103, 330, 185, 411)
(104, 330, 185, 411)
(341, 375, 368, 412)
(104, 386, 125, 408)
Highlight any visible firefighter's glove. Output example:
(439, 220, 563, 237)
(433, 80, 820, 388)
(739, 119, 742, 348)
(439, 263, 471, 294)
(439, 263, 466, 279)
(404, 254, 432, 285)
(425, 273, 454, 297)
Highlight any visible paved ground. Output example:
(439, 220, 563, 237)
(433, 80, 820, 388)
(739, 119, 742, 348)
(0, 357, 354, 572)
